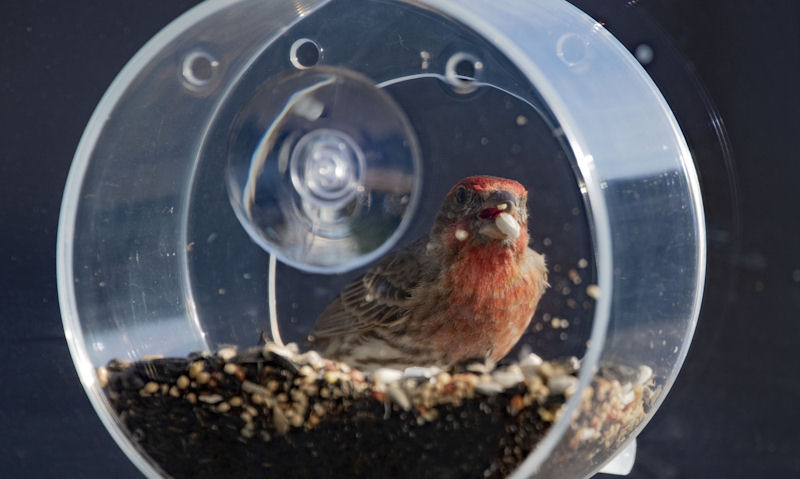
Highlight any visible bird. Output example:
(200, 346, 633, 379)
(308, 175, 548, 372)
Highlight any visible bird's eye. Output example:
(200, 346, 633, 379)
(455, 186, 468, 204)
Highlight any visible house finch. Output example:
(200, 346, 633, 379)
(309, 175, 548, 371)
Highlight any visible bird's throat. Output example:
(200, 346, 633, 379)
(447, 238, 529, 304)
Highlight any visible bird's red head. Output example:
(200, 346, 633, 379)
(433, 175, 530, 255)
(447, 176, 527, 199)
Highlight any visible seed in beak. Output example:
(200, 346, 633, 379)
(495, 212, 520, 239)
(496, 203, 508, 211)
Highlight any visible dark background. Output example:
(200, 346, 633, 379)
(1, 1, 798, 477)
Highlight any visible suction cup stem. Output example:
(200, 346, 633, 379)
(290, 128, 365, 207)
(226, 66, 421, 274)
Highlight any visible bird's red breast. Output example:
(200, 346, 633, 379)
(426, 237, 545, 363)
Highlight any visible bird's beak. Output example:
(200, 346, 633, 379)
(478, 190, 521, 240)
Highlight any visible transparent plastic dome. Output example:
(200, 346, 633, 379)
(57, 1, 704, 478)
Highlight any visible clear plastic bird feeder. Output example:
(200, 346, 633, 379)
(58, 1, 705, 478)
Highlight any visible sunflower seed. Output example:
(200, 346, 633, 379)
(496, 212, 520, 239)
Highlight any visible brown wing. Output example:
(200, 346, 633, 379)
(311, 236, 437, 340)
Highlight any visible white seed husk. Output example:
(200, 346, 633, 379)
(495, 212, 520, 239)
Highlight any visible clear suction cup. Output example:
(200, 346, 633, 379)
(225, 67, 421, 273)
